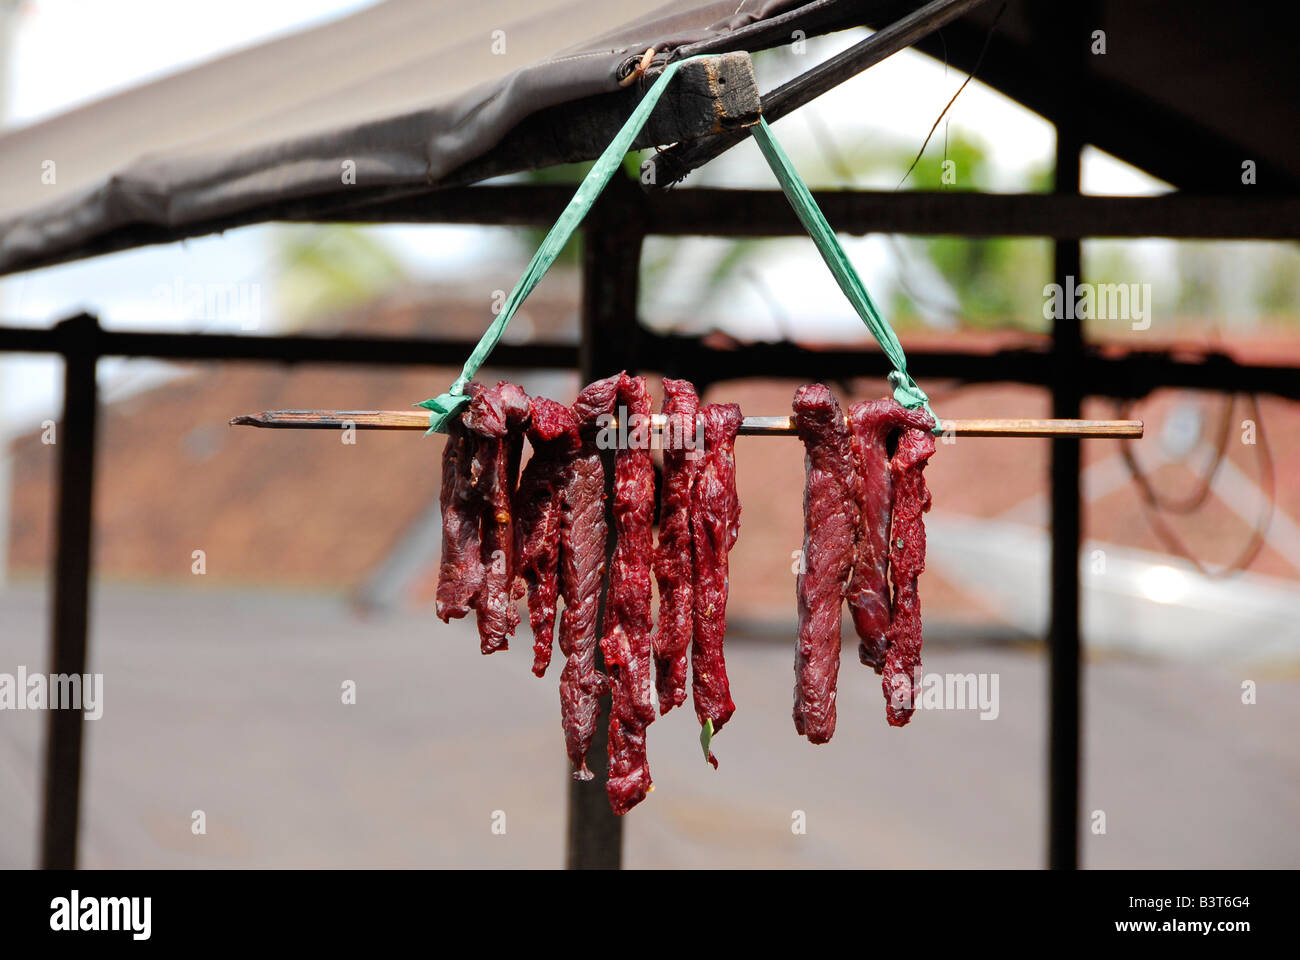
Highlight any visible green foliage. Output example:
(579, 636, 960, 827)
(1168, 241, 1300, 327)
(898, 133, 996, 192)
(1254, 248, 1300, 316)
(885, 131, 1053, 329)
(272, 225, 406, 327)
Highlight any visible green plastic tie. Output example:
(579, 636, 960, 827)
(419, 55, 710, 433)
(750, 117, 936, 425)
(421, 69, 937, 433)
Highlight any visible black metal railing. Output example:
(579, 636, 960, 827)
(3, 173, 1298, 868)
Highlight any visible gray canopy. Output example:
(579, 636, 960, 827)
(0, 0, 824, 275)
(0, 0, 1295, 277)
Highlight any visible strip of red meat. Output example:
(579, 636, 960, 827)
(435, 384, 485, 622)
(514, 397, 580, 677)
(601, 374, 657, 814)
(501, 385, 531, 635)
(690, 402, 743, 768)
(462, 383, 531, 654)
(558, 373, 621, 779)
(846, 398, 936, 672)
(651, 378, 700, 715)
(791, 384, 860, 745)
(882, 424, 937, 727)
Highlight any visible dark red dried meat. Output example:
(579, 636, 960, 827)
(557, 373, 621, 779)
(435, 384, 485, 622)
(690, 402, 743, 768)
(651, 378, 700, 715)
(601, 374, 657, 813)
(514, 396, 580, 677)
(846, 398, 935, 672)
(462, 382, 531, 654)
(881, 424, 936, 727)
(791, 384, 859, 745)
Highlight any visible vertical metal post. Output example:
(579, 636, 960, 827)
(566, 178, 643, 869)
(1046, 7, 1090, 871)
(41, 313, 100, 870)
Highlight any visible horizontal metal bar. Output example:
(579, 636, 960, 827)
(2, 322, 1298, 403)
(316, 186, 1300, 240)
(3, 186, 1295, 279)
(641, 333, 1300, 401)
(0, 323, 578, 368)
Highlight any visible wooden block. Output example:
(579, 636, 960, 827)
(636, 52, 762, 146)
(440, 52, 762, 188)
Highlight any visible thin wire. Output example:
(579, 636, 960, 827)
(1118, 393, 1232, 515)
(1117, 393, 1275, 577)
(896, 1, 1006, 190)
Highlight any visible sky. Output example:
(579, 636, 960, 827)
(0, 0, 1169, 432)
(4, 0, 379, 126)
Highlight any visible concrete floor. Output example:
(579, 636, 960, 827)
(1, 581, 1297, 868)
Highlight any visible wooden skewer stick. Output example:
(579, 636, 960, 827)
(231, 410, 1144, 439)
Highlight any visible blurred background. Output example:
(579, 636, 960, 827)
(0, 1, 1297, 868)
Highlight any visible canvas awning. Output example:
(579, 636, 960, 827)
(0, 0, 830, 275)
(0, 0, 1296, 277)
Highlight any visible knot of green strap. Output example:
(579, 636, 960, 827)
(420, 64, 936, 433)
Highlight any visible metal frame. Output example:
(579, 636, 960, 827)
(3, 170, 1298, 868)
(1045, 0, 1088, 871)
(3, 0, 1299, 868)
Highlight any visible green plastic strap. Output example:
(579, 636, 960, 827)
(419, 55, 709, 433)
(421, 68, 936, 432)
(750, 117, 935, 423)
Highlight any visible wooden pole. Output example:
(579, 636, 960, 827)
(231, 410, 1144, 440)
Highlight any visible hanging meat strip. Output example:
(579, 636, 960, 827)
(514, 396, 580, 677)
(791, 384, 860, 745)
(882, 424, 937, 727)
(501, 386, 531, 636)
(601, 374, 657, 814)
(846, 398, 936, 672)
(436, 384, 485, 623)
(557, 374, 621, 779)
(651, 378, 700, 715)
(690, 402, 743, 768)
(462, 383, 531, 654)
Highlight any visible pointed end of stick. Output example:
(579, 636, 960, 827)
(229, 413, 263, 427)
